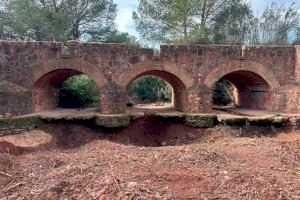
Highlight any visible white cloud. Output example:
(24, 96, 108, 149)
(115, 0, 139, 37)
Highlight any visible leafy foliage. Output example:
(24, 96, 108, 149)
(88, 27, 137, 44)
(133, 0, 250, 45)
(0, 0, 117, 41)
(133, 0, 202, 44)
(248, 2, 300, 45)
(212, 0, 253, 45)
(134, 0, 300, 45)
(59, 75, 99, 108)
(128, 76, 172, 103)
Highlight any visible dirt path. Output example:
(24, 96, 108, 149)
(0, 120, 300, 199)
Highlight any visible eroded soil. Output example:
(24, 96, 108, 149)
(0, 118, 300, 199)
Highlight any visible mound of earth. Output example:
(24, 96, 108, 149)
(0, 122, 300, 199)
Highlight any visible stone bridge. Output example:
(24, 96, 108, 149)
(0, 40, 299, 116)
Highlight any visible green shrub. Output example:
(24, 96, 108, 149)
(128, 76, 172, 103)
(59, 75, 99, 108)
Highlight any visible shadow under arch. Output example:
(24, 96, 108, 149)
(118, 61, 195, 112)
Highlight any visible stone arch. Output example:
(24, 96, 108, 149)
(30, 60, 108, 112)
(118, 61, 194, 89)
(30, 59, 107, 88)
(204, 60, 280, 89)
(118, 61, 195, 112)
(204, 61, 281, 110)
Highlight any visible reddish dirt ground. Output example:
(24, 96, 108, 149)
(0, 118, 300, 199)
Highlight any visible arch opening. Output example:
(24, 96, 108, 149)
(124, 70, 188, 112)
(32, 69, 100, 113)
(212, 70, 272, 111)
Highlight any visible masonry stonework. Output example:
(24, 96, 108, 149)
(0, 40, 299, 116)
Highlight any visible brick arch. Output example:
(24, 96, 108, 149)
(29, 59, 107, 88)
(118, 61, 194, 112)
(118, 61, 194, 89)
(204, 60, 280, 89)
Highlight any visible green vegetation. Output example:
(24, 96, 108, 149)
(0, 0, 136, 44)
(89, 28, 137, 44)
(134, 0, 300, 45)
(59, 75, 99, 108)
(60, 75, 173, 108)
(128, 76, 172, 103)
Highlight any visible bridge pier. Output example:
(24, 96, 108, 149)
(185, 87, 213, 113)
(99, 83, 126, 115)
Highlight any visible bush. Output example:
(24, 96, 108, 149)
(128, 76, 172, 103)
(59, 75, 99, 108)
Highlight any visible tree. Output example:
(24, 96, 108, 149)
(133, 0, 229, 44)
(248, 2, 299, 45)
(0, 0, 117, 41)
(88, 27, 137, 44)
(211, 0, 253, 45)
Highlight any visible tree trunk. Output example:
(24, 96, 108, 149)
(72, 22, 80, 40)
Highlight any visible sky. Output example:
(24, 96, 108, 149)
(114, 0, 300, 38)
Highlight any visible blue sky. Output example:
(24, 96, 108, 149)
(115, 0, 300, 38)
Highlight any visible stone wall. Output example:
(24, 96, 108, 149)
(0, 80, 32, 116)
(0, 40, 299, 116)
(160, 45, 296, 86)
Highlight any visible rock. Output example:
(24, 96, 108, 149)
(95, 114, 131, 128)
(127, 182, 138, 189)
(3, 113, 13, 118)
(217, 115, 248, 126)
(185, 114, 218, 128)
